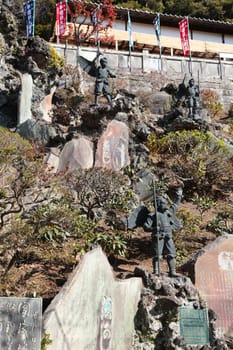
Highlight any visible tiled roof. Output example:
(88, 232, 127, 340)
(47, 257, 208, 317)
(116, 6, 233, 33)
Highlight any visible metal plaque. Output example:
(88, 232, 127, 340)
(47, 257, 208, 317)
(0, 297, 42, 350)
(180, 307, 209, 345)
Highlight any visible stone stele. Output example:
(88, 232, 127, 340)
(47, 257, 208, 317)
(195, 235, 233, 336)
(57, 136, 94, 172)
(95, 120, 130, 171)
(42, 247, 142, 350)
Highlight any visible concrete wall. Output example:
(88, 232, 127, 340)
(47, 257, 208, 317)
(52, 44, 233, 110)
(53, 44, 233, 80)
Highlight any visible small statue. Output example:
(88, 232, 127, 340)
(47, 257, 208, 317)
(186, 78, 200, 119)
(77, 53, 116, 105)
(143, 188, 183, 277)
(94, 55, 116, 105)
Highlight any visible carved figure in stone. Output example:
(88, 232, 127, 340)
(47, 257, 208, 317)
(77, 53, 116, 105)
(127, 187, 183, 277)
(186, 78, 200, 119)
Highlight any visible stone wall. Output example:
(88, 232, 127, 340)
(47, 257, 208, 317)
(53, 44, 233, 110)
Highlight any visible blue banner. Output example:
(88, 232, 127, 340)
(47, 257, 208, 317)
(127, 11, 133, 50)
(153, 13, 161, 44)
(23, 0, 35, 37)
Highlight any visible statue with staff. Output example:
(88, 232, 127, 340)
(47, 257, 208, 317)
(127, 181, 183, 277)
(77, 52, 116, 105)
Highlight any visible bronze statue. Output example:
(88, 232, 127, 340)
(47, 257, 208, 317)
(77, 53, 116, 105)
(127, 187, 183, 277)
(94, 56, 116, 105)
(186, 78, 200, 119)
(143, 188, 183, 276)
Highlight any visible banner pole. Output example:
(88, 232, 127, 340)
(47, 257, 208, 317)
(32, 0, 35, 37)
(187, 16, 192, 76)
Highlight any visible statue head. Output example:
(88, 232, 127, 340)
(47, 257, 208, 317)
(100, 56, 108, 67)
(189, 78, 195, 86)
(157, 196, 169, 212)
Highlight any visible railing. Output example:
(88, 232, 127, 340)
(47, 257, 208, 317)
(52, 43, 233, 80)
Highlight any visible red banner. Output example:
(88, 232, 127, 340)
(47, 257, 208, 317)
(56, 1, 67, 37)
(179, 18, 190, 57)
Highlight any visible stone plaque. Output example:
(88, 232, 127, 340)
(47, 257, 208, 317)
(0, 297, 42, 349)
(180, 307, 209, 345)
(58, 137, 94, 172)
(95, 120, 130, 171)
(43, 247, 142, 350)
(195, 235, 233, 336)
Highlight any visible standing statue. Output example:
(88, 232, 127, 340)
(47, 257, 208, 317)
(143, 188, 183, 277)
(127, 186, 183, 277)
(77, 53, 116, 105)
(94, 55, 116, 105)
(186, 78, 200, 119)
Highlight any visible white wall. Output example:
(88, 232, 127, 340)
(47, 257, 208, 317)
(112, 19, 125, 30)
(192, 30, 222, 43)
(161, 25, 180, 38)
(112, 20, 233, 46)
(224, 34, 233, 45)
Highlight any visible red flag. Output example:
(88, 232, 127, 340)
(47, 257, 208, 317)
(179, 18, 190, 57)
(56, 1, 67, 37)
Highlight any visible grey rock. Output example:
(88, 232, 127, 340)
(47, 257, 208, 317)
(17, 119, 57, 144)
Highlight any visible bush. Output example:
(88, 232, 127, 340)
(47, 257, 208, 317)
(47, 45, 64, 72)
(147, 130, 233, 194)
(207, 205, 233, 235)
(65, 168, 136, 218)
(201, 88, 224, 118)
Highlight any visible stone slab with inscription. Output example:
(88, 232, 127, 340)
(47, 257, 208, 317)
(42, 247, 142, 350)
(95, 120, 130, 171)
(180, 307, 209, 345)
(58, 136, 94, 172)
(0, 297, 42, 350)
(195, 235, 233, 336)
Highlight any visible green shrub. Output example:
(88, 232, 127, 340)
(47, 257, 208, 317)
(201, 88, 224, 118)
(74, 229, 128, 257)
(0, 127, 32, 167)
(47, 45, 64, 71)
(207, 205, 233, 235)
(147, 130, 233, 194)
(192, 194, 216, 220)
(41, 333, 52, 350)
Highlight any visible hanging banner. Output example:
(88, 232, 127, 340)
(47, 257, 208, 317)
(153, 13, 161, 45)
(91, 6, 100, 44)
(179, 18, 190, 57)
(127, 11, 133, 50)
(23, 0, 35, 37)
(56, 1, 67, 37)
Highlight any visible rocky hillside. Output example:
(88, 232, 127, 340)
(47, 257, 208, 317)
(1, 2, 233, 349)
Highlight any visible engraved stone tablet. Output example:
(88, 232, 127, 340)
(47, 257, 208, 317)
(0, 297, 42, 349)
(95, 120, 130, 171)
(43, 247, 142, 350)
(195, 235, 233, 336)
(58, 137, 94, 172)
(180, 307, 209, 345)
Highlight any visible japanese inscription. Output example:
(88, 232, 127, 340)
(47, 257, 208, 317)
(180, 307, 209, 345)
(0, 297, 42, 350)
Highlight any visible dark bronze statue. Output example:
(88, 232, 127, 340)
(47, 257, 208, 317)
(77, 53, 116, 105)
(94, 56, 116, 105)
(127, 187, 183, 277)
(186, 78, 200, 119)
(143, 188, 183, 276)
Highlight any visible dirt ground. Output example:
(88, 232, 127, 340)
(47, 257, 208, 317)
(0, 200, 223, 310)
